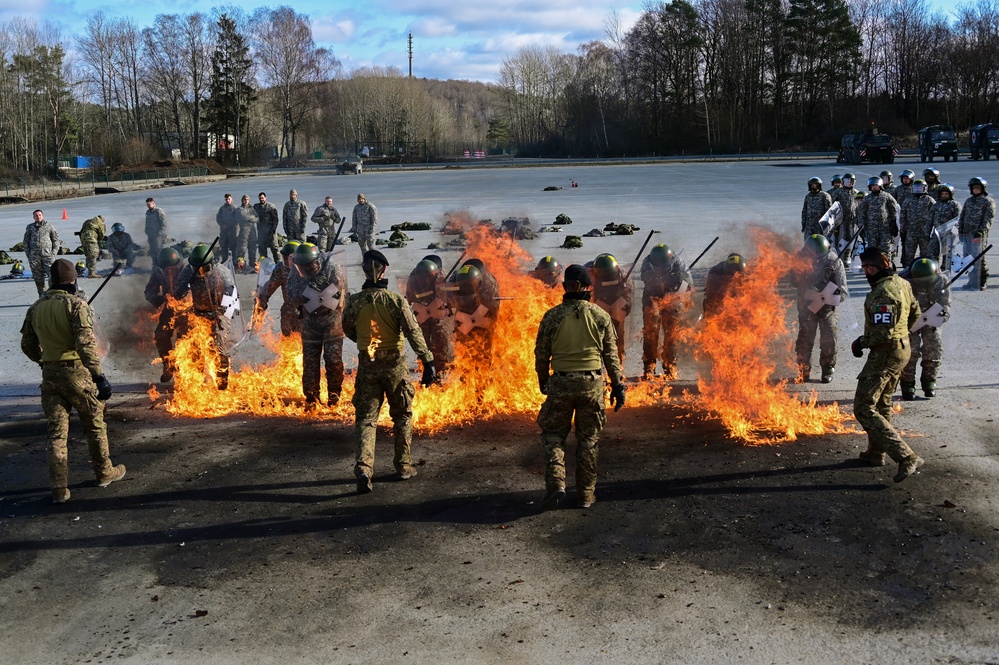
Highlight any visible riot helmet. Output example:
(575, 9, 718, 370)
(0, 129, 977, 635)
(592, 253, 619, 282)
(909, 258, 940, 285)
(455, 264, 481, 295)
(880, 170, 893, 186)
(411, 259, 440, 292)
(725, 253, 746, 273)
(899, 169, 915, 184)
(293, 242, 321, 277)
(112, 222, 125, 233)
(867, 176, 883, 191)
(831, 174, 843, 186)
(648, 244, 676, 267)
(75, 261, 87, 276)
(938, 183, 955, 200)
(189, 243, 214, 270)
(804, 234, 830, 256)
(807, 177, 822, 191)
(842, 173, 856, 187)
(463, 258, 486, 273)
(912, 179, 927, 195)
(280, 240, 301, 256)
(969, 176, 988, 194)
(923, 167, 940, 183)
(157, 247, 181, 268)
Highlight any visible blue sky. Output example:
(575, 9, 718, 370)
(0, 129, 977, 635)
(0, 0, 962, 83)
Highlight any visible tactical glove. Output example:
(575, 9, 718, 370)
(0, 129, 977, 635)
(94, 374, 113, 401)
(538, 373, 549, 395)
(610, 383, 626, 412)
(851, 337, 865, 358)
(420, 361, 437, 387)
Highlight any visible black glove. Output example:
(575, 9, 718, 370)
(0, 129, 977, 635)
(94, 374, 113, 401)
(851, 337, 865, 358)
(420, 361, 437, 387)
(150, 295, 165, 308)
(538, 373, 549, 395)
(610, 383, 626, 412)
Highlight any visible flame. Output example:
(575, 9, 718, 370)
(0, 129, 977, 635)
(677, 227, 854, 443)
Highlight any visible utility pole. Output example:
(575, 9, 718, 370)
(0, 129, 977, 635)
(408, 33, 413, 78)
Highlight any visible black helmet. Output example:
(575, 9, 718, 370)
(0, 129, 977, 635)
(899, 169, 915, 181)
(842, 172, 856, 186)
(867, 176, 883, 189)
(909, 258, 939, 285)
(912, 179, 927, 195)
(939, 182, 955, 198)
(831, 174, 843, 185)
(923, 167, 940, 180)
(804, 234, 830, 255)
(648, 244, 675, 267)
(112, 222, 125, 233)
(807, 176, 822, 189)
(189, 243, 214, 268)
(725, 253, 746, 273)
(293, 242, 320, 265)
(592, 253, 619, 281)
(157, 247, 181, 268)
(455, 264, 481, 294)
(280, 240, 301, 256)
(969, 176, 988, 194)
(880, 170, 893, 182)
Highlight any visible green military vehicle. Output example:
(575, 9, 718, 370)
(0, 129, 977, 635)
(837, 130, 895, 165)
(918, 125, 959, 162)
(969, 123, 999, 160)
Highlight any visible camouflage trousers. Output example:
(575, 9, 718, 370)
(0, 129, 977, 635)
(352, 351, 415, 477)
(218, 226, 238, 264)
(316, 224, 337, 253)
(420, 317, 454, 375)
(795, 305, 839, 372)
(279, 302, 301, 337)
(356, 230, 375, 256)
(537, 372, 606, 501)
(853, 345, 917, 463)
(301, 313, 344, 403)
(901, 230, 930, 268)
(257, 225, 280, 262)
(29, 255, 53, 296)
(238, 224, 257, 266)
(82, 240, 101, 275)
(286, 223, 306, 243)
(642, 302, 679, 373)
(40, 361, 114, 490)
(147, 234, 167, 262)
(902, 327, 943, 386)
(155, 306, 189, 372)
(963, 233, 990, 288)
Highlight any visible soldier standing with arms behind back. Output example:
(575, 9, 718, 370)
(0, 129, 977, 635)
(254, 192, 281, 261)
(351, 193, 378, 256)
(283, 189, 308, 242)
(24, 209, 60, 297)
(958, 176, 994, 290)
(145, 197, 168, 259)
(801, 177, 833, 237)
(927, 183, 961, 269)
(234, 194, 259, 272)
(829, 173, 858, 267)
(899, 179, 935, 267)
(343, 250, 436, 494)
(535, 264, 626, 510)
(215, 193, 238, 264)
(851, 248, 923, 483)
(20, 259, 125, 504)
(857, 176, 900, 257)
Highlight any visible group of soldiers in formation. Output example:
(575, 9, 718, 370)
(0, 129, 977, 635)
(16, 168, 993, 507)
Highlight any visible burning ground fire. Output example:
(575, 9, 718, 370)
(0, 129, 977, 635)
(149, 220, 853, 443)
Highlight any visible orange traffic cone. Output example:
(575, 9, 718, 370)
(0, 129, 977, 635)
(62, 208, 68, 220)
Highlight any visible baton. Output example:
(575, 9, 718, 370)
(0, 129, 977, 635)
(87, 261, 123, 305)
(687, 236, 719, 270)
(623, 229, 656, 282)
(330, 217, 346, 250)
(444, 250, 468, 281)
(832, 224, 865, 262)
(945, 243, 993, 288)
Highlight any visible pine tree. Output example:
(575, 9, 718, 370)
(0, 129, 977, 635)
(205, 14, 254, 166)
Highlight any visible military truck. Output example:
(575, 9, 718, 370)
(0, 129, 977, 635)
(335, 156, 362, 174)
(837, 130, 895, 164)
(918, 125, 959, 162)
(969, 123, 999, 160)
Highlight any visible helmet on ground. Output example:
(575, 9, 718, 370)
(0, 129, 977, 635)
(939, 183, 955, 198)
(189, 243, 214, 268)
(11, 260, 24, 276)
(900, 169, 915, 181)
(880, 170, 893, 182)
(969, 176, 988, 193)
(293, 242, 320, 265)
(593, 253, 619, 281)
(804, 234, 830, 255)
(831, 174, 843, 185)
(455, 264, 481, 294)
(808, 176, 822, 189)
(535, 256, 561, 273)
(280, 240, 301, 256)
(157, 247, 181, 268)
(923, 167, 940, 179)
(867, 176, 883, 189)
(648, 244, 676, 267)
(75, 261, 87, 276)
(843, 172, 856, 186)
(725, 253, 746, 272)
(912, 179, 927, 195)
(112, 222, 125, 233)
(909, 258, 939, 284)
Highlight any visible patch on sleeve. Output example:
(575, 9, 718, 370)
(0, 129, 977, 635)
(871, 304, 893, 326)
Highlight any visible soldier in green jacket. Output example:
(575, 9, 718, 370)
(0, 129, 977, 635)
(851, 248, 923, 482)
(78, 215, 106, 277)
(20, 259, 126, 504)
(535, 264, 625, 510)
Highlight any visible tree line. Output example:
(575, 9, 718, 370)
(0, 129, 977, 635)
(4, 0, 999, 175)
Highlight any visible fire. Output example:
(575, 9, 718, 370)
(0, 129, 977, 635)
(677, 227, 854, 443)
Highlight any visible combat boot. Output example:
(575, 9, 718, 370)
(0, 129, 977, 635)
(356, 473, 373, 494)
(52, 488, 71, 504)
(900, 382, 916, 401)
(796, 365, 810, 384)
(922, 380, 936, 398)
(577, 493, 596, 509)
(98, 464, 126, 488)
(216, 369, 229, 391)
(893, 455, 924, 483)
(397, 466, 418, 480)
(642, 365, 656, 381)
(858, 446, 886, 467)
(661, 364, 677, 381)
(541, 485, 565, 511)
(821, 367, 834, 384)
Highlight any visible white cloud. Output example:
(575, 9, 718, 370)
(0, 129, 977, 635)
(409, 16, 456, 38)
(312, 16, 356, 44)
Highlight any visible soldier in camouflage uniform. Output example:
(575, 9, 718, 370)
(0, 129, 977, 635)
(23, 209, 61, 297)
(640, 244, 693, 380)
(958, 176, 994, 290)
(287, 243, 347, 408)
(801, 177, 833, 237)
(923, 168, 942, 201)
(144, 247, 190, 383)
(343, 250, 436, 493)
(283, 189, 309, 242)
(254, 192, 281, 261)
(234, 195, 259, 272)
(257, 241, 302, 337)
(174, 244, 233, 390)
(78, 214, 106, 278)
(900, 258, 951, 400)
(311, 195, 342, 252)
(446, 259, 502, 360)
(107, 223, 137, 268)
(927, 184, 962, 269)
(20, 259, 126, 503)
(857, 176, 900, 256)
(145, 197, 168, 259)
(529, 256, 563, 287)
(829, 173, 858, 266)
(587, 253, 633, 365)
(899, 179, 935, 266)
(851, 248, 923, 483)
(826, 175, 842, 197)
(893, 170, 915, 204)
(405, 258, 454, 377)
(793, 235, 848, 383)
(535, 264, 625, 510)
(351, 193, 378, 256)
(215, 193, 239, 264)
